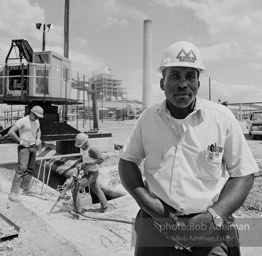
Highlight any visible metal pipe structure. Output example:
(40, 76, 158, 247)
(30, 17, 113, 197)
(42, 24, 46, 51)
(142, 20, 153, 109)
(209, 77, 211, 101)
(64, 0, 70, 58)
(0, 152, 82, 166)
(40, 160, 47, 194)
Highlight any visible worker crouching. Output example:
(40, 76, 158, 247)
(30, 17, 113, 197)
(62, 133, 108, 213)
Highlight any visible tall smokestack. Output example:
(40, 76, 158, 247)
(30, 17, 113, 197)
(142, 20, 153, 109)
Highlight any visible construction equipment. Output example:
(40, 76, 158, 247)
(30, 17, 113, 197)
(48, 165, 84, 215)
(0, 39, 107, 141)
(0, 39, 83, 143)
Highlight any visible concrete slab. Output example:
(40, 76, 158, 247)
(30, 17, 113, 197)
(0, 143, 18, 164)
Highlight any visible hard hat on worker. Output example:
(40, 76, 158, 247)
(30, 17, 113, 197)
(31, 106, 44, 118)
(75, 133, 89, 148)
(158, 41, 205, 73)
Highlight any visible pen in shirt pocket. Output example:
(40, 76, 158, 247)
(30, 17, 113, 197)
(207, 143, 223, 159)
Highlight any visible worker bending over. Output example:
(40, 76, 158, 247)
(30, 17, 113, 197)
(62, 133, 108, 213)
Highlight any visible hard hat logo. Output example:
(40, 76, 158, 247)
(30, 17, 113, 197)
(176, 49, 197, 63)
(158, 41, 205, 73)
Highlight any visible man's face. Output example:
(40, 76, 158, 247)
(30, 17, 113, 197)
(30, 112, 39, 121)
(160, 66, 200, 109)
(81, 141, 88, 150)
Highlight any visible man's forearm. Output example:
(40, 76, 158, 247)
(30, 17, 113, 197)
(118, 158, 145, 197)
(118, 158, 167, 218)
(212, 174, 254, 220)
(36, 129, 41, 140)
(8, 131, 20, 144)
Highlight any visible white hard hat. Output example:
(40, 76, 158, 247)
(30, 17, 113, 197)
(75, 133, 89, 148)
(31, 106, 44, 118)
(158, 41, 205, 73)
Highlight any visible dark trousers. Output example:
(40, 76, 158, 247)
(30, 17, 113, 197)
(10, 145, 37, 193)
(134, 209, 241, 256)
(78, 171, 108, 209)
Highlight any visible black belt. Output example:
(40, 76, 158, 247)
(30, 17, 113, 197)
(20, 144, 36, 148)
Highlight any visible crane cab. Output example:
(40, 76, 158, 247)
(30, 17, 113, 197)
(0, 39, 72, 102)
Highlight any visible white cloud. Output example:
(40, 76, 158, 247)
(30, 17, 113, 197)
(149, 0, 262, 65)
(85, 0, 148, 28)
(149, 0, 176, 7)
(0, 0, 44, 34)
(0, 0, 44, 62)
(70, 49, 106, 76)
(199, 77, 262, 103)
(74, 38, 89, 48)
(102, 16, 127, 28)
(200, 42, 244, 62)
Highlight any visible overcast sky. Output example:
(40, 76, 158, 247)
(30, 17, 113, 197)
(0, 0, 262, 105)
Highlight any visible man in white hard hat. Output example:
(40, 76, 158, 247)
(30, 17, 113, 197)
(119, 41, 258, 255)
(8, 105, 44, 202)
(62, 132, 108, 213)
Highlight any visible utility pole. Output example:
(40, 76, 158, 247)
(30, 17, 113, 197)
(92, 82, 99, 130)
(209, 77, 211, 101)
(63, 0, 70, 122)
(64, 0, 69, 58)
(42, 24, 46, 51)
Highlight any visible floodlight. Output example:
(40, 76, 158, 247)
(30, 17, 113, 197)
(46, 24, 53, 31)
(36, 23, 42, 30)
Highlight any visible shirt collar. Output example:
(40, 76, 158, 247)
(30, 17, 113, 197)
(156, 96, 206, 120)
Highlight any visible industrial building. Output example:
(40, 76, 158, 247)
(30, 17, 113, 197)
(70, 72, 143, 123)
(89, 73, 127, 101)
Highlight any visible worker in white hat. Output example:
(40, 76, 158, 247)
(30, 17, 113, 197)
(119, 41, 258, 255)
(8, 105, 44, 202)
(62, 132, 108, 213)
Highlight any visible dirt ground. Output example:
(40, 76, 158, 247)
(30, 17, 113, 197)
(0, 120, 262, 256)
(0, 151, 137, 256)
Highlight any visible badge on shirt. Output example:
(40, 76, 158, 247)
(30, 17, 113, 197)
(207, 143, 222, 160)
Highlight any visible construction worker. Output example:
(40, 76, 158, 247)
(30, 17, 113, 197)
(8, 105, 44, 202)
(62, 133, 108, 213)
(119, 41, 258, 256)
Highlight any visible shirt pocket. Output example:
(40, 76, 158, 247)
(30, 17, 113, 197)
(196, 150, 223, 181)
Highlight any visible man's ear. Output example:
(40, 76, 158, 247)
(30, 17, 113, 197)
(160, 78, 164, 90)
(198, 81, 200, 89)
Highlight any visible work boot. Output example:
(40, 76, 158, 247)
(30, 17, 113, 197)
(8, 193, 20, 202)
(99, 207, 109, 213)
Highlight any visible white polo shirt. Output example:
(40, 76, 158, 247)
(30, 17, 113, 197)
(121, 97, 259, 215)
